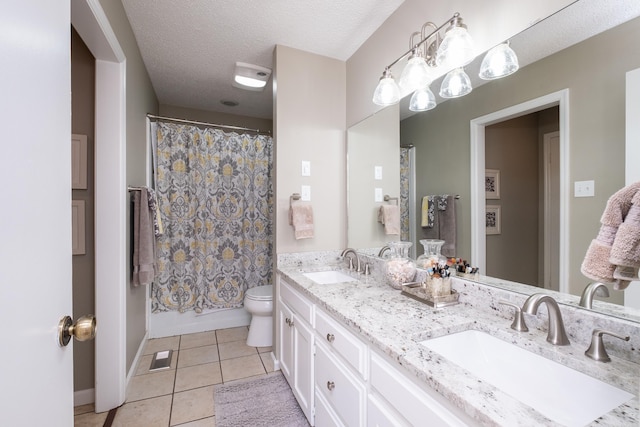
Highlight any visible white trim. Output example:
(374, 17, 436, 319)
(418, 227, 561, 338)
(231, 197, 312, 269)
(72, 0, 128, 413)
(271, 351, 281, 371)
(470, 89, 570, 293)
(94, 58, 128, 413)
(126, 331, 149, 385)
(74, 388, 95, 407)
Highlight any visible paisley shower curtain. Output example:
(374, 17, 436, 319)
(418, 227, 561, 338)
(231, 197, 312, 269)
(152, 121, 273, 313)
(400, 147, 412, 242)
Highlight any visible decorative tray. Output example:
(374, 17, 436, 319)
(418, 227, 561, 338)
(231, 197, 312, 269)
(401, 282, 460, 308)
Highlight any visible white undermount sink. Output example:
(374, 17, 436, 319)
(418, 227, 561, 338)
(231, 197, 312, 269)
(419, 330, 634, 426)
(302, 270, 355, 285)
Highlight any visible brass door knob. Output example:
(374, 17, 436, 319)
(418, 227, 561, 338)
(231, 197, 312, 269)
(58, 315, 97, 347)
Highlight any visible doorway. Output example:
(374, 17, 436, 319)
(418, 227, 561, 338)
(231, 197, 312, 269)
(483, 110, 559, 289)
(470, 89, 570, 294)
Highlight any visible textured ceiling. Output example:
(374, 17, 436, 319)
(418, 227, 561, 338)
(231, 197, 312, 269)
(122, 0, 640, 121)
(121, 0, 406, 119)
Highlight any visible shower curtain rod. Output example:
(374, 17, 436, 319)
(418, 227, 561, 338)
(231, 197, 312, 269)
(146, 114, 271, 135)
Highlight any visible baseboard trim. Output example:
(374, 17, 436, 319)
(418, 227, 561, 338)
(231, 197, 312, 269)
(271, 351, 281, 371)
(74, 388, 95, 407)
(127, 330, 149, 384)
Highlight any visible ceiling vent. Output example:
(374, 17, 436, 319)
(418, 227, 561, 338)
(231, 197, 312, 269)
(233, 62, 271, 91)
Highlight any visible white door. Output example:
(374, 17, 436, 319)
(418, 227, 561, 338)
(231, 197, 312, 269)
(0, 1, 74, 425)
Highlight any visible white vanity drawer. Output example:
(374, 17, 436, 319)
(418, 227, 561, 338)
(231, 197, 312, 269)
(370, 352, 469, 427)
(280, 278, 313, 324)
(315, 308, 367, 377)
(315, 340, 366, 427)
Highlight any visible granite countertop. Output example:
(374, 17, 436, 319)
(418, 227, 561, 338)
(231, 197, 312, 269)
(277, 260, 640, 427)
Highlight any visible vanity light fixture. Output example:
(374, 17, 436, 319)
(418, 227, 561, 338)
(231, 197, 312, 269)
(479, 41, 519, 80)
(373, 13, 474, 107)
(233, 62, 272, 91)
(373, 13, 518, 110)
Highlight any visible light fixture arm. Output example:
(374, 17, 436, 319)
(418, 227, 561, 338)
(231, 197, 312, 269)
(383, 13, 462, 70)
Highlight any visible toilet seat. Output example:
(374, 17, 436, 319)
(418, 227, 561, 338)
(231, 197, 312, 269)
(245, 285, 273, 301)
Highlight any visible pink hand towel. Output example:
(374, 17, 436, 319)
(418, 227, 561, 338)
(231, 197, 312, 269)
(289, 201, 314, 239)
(581, 182, 640, 290)
(378, 205, 400, 235)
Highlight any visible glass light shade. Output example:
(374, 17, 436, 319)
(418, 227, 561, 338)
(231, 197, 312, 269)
(372, 73, 400, 106)
(398, 55, 432, 94)
(439, 68, 472, 98)
(436, 26, 475, 69)
(479, 43, 519, 80)
(409, 86, 436, 112)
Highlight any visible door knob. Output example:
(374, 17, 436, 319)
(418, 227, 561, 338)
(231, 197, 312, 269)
(58, 315, 97, 347)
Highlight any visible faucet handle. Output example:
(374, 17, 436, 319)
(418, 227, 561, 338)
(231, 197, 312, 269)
(364, 263, 371, 275)
(499, 300, 529, 332)
(585, 329, 630, 362)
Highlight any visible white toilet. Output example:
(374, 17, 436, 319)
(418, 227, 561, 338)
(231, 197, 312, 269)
(244, 284, 273, 347)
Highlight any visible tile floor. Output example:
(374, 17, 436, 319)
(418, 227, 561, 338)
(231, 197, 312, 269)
(74, 326, 275, 427)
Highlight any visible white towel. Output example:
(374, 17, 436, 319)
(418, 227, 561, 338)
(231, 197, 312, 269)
(378, 205, 400, 235)
(289, 201, 314, 239)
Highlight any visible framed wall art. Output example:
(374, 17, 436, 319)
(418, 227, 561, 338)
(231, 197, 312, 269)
(485, 169, 500, 200)
(486, 204, 501, 235)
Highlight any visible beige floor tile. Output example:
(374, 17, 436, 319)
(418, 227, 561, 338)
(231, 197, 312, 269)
(220, 354, 266, 382)
(170, 385, 215, 426)
(136, 352, 178, 376)
(74, 410, 108, 427)
(215, 326, 248, 343)
(74, 403, 95, 416)
(126, 369, 176, 402)
(180, 330, 217, 349)
(257, 345, 272, 354)
(178, 417, 216, 427)
(112, 395, 172, 427)
(143, 335, 180, 355)
(178, 344, 219, 368)
(175, 362, 222, 392)
(260, 351, 275, 373)
(218, 340, 257, 360)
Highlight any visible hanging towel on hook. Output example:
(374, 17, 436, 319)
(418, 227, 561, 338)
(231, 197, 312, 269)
(581, 182, 640, 290)
(132, 188, 157, 286)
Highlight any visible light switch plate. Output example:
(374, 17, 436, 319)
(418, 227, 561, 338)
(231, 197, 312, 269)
(301, 185, 311, 201)
(301, 160, 311, 177)
(374, 166, 383, 180)
(575, 180, 595, 197)
(375, 188, 383, 202)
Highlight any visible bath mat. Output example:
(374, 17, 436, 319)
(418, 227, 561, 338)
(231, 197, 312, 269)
(213, 371, 310, 427)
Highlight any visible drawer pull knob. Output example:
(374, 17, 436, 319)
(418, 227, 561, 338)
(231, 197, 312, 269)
(326, 333, 335, 343)
(285, 317, 292, 326)
(327, 381, 335, 391)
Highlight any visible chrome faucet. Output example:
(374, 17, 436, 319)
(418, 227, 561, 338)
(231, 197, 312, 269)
(377, 245, 390, 257)
(579, 282, 610, 309)
(522, 294, 570, 346)
(340, 248, 361, 272)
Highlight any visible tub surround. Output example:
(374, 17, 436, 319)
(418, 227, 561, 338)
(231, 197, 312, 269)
(277, 252, 639, 426)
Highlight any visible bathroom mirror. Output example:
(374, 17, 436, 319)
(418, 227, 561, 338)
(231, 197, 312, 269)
(346, 1, 640, 323)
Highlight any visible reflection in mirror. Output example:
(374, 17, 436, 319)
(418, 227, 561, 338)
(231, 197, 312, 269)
(347, 2, 640, 323)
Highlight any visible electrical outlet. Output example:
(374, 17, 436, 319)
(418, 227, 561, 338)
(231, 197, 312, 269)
(375, 188, 383, 202)
(301, 160, 311, 177)
(575, 180, 595, 197)
(374, 166, 383, 180)
(301, 185, 311, 201)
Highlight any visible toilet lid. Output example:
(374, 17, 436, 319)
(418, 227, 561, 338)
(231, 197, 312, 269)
(246, 285, 273, 301)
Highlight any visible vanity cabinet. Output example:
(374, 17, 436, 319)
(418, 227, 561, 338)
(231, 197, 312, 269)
(278, 278, 314, 423)
(277, 273, 475, 427)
